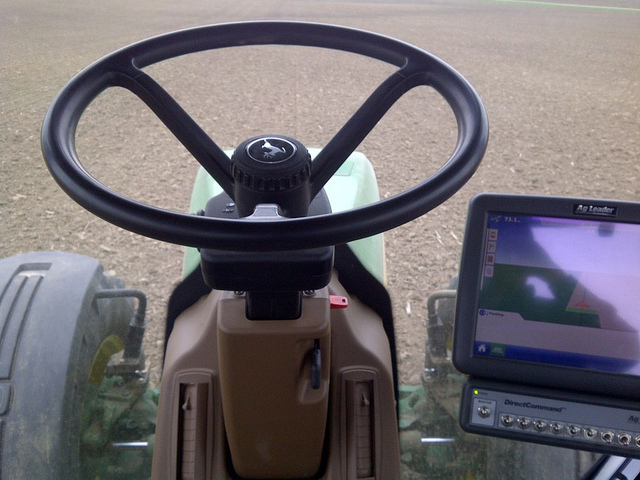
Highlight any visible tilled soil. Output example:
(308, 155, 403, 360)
(2, 0, 638, 389)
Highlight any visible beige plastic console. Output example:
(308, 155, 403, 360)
(151, 273, 401, 479)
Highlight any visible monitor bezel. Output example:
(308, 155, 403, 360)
(453, 193, 640, 400)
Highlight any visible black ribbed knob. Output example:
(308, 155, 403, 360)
(231, 135, 312, 217)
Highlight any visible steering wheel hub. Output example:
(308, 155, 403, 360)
(231, 134, 312, 217)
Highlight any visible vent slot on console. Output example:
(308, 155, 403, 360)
(343, 370, 379, 480)
(174, 373, 213, 480)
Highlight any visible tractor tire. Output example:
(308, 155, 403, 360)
(0, 252, 134, 479)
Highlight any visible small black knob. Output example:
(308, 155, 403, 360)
(231, 135, 312, 217)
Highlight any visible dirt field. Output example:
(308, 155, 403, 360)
(2, 0, 638, 389)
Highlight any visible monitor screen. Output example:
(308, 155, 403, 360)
(453, 194, 640, 398)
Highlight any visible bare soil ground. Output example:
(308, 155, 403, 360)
(2, 0, 638, 391)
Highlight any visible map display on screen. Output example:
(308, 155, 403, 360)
(474, 213, 640, 375)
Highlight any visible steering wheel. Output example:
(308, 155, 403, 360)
(42, 22, 488, 251)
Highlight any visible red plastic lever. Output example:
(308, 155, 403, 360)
(329, 295, 349, 309)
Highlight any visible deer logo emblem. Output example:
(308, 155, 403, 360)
(246, 137, 297, 164)
(261, 140, 287, 160)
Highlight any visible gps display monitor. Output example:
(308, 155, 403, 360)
(453, 194, 640, 399)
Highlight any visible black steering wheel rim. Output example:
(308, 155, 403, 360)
(42, 21, 488, 251)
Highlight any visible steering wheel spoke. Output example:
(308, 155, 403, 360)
(117, 69, 234, 196)
(311, 66, 430, 197)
